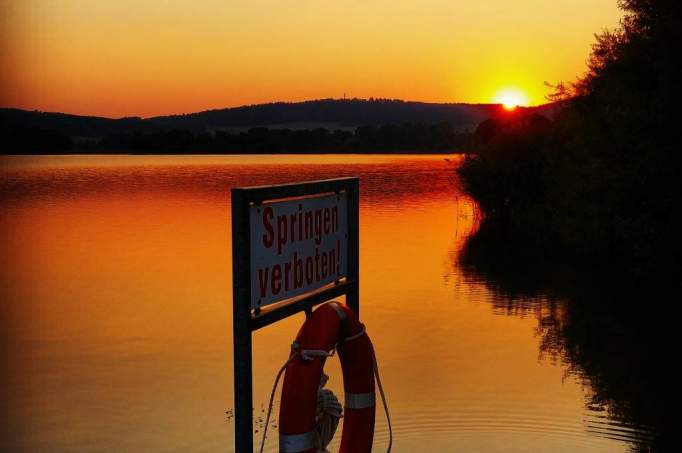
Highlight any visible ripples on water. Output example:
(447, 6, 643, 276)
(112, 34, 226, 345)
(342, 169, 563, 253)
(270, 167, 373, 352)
(0, 155, 660, 451)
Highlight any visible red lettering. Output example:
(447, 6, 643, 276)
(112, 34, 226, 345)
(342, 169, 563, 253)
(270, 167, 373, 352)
(336, 240, 340, 276)
(258, 267, 269, 298)
(284, 262, 292, 291)
(277, 215, 287, 255)
(331, 206, 338, 232)
(314, 209, 322, 245)
(305, 256, 314, 284)
(294, 252, 303, 289)
(323, 208, 330, 234)
(314, 247, 321, 281)
(298, 204, 304, 241)
(329, 250, 335, 276)
(304, 211, 313, 239)
(290, 213, 297, 244)
(262, 207, 274, 248)
(321, 251, 328, 278)
(271, 264, 282, 295)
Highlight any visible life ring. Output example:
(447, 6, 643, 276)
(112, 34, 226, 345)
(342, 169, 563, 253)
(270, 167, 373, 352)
(278, 302, 376, 453)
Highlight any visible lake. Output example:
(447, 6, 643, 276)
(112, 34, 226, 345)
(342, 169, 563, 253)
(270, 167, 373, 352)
(0, 155, 659, 452)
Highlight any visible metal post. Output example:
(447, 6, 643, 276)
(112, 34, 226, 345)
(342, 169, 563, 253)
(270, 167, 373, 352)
(232, 189, 254, 453)
(346, 178, 360, 316)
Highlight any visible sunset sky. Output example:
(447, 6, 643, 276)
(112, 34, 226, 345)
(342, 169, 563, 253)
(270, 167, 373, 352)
(0, 0, 623, 118)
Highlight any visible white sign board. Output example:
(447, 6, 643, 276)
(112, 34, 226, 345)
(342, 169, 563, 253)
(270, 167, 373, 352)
(249, 193, 348, 309)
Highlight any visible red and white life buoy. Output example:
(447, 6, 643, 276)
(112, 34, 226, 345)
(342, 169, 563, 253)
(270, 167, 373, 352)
(278, 302, 376, 453)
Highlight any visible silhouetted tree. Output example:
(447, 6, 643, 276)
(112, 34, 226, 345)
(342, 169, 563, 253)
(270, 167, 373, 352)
(459, 0, 682, 276)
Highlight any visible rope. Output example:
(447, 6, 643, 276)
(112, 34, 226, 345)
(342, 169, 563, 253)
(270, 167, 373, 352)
(371, 346, 393, 453)
(314, 374, 342, 453)
(339, 325, 366, 344)
(301, 348, 335, 361)
(259, 352, 297, 453)
(258, 325, 392, 453)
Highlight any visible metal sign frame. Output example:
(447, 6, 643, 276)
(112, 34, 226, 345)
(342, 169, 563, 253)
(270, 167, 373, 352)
(231, 177, 359, 453)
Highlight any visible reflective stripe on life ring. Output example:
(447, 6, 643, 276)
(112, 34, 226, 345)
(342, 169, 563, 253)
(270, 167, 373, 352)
(279, 431, 316, 452)
(345, 391, 376, 409)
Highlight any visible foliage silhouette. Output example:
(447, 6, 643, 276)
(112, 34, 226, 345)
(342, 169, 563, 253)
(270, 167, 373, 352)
(458, 0, 682, 276)
(97, 122, 470, 153)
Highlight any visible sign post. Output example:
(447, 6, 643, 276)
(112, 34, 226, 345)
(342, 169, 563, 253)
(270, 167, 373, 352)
(231, 177, 359, 453)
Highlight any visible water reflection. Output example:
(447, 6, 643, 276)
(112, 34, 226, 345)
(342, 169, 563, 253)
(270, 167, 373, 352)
(459, 220, 671, 451)
(0, 154, 660, 452)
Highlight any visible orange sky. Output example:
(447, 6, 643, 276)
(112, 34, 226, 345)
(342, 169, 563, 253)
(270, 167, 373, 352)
(0, 0, 623, 118)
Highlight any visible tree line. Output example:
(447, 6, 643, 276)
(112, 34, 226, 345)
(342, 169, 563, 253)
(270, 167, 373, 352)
(3, 122, 470, 153)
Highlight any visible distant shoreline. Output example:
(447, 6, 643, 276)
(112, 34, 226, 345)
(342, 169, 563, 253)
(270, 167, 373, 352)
(3, 149, 467, 156)
(2, 99, 557, 154)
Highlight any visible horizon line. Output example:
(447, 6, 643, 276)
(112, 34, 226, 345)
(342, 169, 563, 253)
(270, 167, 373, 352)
(0, 97, 549, 121)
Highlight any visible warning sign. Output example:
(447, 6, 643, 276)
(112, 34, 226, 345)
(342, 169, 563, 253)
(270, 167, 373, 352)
(249, 193, 348, 309)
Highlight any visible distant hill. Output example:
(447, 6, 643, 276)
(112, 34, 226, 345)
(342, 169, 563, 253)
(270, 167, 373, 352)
(1, 98, 557, 139)
(0, 108, 157, 140)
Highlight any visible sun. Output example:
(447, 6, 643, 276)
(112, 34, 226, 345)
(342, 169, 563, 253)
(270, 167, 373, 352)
(494, 88, 529, 111)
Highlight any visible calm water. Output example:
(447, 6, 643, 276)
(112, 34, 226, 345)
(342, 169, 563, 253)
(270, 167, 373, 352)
(0, 155, 658, 452)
